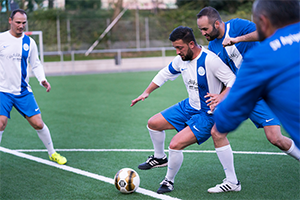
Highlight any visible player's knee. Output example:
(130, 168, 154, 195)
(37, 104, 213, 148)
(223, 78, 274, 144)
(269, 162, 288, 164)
(147, 116, 159, 130)
(0, 119, 7, 131)
(169, 140, 181, 150)
(266, 134, 281, 146)
(32, 122, 44, 130)
(265, 128, 283, 146)
(211, 127, 221, 139)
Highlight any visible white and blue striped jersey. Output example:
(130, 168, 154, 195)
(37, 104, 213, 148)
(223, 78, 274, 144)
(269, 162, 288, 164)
(0, 31, 46, 95)
(152, 46, 236, 111)
(208, 18, 258, 74)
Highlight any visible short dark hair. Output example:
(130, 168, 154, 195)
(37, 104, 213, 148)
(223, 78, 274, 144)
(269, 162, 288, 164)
(169, 26, 197, 45)
(253, 0, 300, 28)
(196, 7, 222, 24)
(10, 9, 27, 20)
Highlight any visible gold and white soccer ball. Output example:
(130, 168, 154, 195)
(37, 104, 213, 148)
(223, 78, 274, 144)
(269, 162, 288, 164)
(114, 168, 140, 193)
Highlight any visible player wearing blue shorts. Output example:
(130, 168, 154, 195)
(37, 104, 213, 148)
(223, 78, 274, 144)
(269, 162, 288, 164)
(197, 6, 300, 193)
(131, 26, 236, 194)
(0, 9, 67, 165)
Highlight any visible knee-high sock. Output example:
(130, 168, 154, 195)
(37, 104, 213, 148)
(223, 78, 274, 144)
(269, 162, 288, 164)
(0, 131, 3, 144)
(216, 144, 238, 184)
(148, 125, 165, 158)
(165, 148, 183, 183)
(284, 140, 300, 161)
(36, 124, 55, 156)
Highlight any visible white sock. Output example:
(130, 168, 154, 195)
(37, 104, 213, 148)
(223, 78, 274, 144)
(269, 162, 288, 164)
(147, 125, 166, 158)
(165, 148, 183, 183)
(36, 124, 55, 156)
(284, 140, 300, 161)
(0, 130, 3, 144)
(215, 144, 238, 184)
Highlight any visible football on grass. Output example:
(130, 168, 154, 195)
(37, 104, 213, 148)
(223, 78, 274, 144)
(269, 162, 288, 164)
(114, 168, 140, 193)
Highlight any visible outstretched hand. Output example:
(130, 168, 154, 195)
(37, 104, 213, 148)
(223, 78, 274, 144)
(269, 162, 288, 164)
(131, 93, 149, 107)
(41, 80, 51, 92)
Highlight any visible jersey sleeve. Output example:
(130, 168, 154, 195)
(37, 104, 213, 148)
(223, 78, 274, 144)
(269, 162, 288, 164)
(29, 37, 47, 85)
(152, 56, 181, 87)
(207, 53, 236, 87)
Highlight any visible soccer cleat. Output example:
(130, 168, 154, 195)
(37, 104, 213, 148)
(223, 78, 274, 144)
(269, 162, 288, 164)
(157, 178, 174, 194)
(138, 155, 168, 170)
(49, 152, 67, 165)
(207, 179, 241, 193)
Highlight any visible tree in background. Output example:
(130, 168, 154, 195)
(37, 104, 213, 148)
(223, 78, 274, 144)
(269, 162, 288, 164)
(176, 0, 254, 13)
(65, 0, 101, 10)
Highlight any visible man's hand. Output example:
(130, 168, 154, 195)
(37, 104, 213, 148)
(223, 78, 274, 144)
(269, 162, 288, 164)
(131, 93, 149, 107)
(205, 93, 222, 112)
(222, 37, 239, 47)
(41, 80, 51, 92)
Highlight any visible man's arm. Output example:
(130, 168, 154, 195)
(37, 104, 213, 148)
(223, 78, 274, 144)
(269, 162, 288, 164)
(222, 31, 258, 47)
(29, 38, 48, 89)
(131, 82, 159, 107)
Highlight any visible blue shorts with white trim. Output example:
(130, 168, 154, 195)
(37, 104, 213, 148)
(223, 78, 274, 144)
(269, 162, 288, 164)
(161, 98, 214, 145)
(0, 91, 41, 118)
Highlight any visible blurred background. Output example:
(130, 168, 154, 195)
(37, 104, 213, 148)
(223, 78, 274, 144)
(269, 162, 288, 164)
(0, 0, 254, 67)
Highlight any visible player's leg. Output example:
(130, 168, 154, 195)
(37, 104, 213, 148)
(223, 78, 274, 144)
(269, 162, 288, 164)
(0, 92, 13, 144)
(148, 112, 174, 159)
(264, 125, 300, 161)
(137, 113, 173, 170)
(26, 114, 67, 165)
(14, 92, 67, 165)
(26, 113, 54, 153)
(139, 100, 192, 170)
(207, 125, 241, 193)
(251, 99, 300, 161)
(157, 126, 197, 194)
(157, 112, 214, 194)
(0, 115, 8, 143)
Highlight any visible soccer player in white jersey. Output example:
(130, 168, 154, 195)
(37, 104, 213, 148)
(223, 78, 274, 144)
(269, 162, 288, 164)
(0, 9, 67, 165)
(196, 6, 300, 193)
(131, 26, 236, 194)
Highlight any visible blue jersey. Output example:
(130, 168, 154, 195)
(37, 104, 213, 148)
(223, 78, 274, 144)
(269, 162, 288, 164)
(208, 18, 258, 74)
(214, 22, 300, 148)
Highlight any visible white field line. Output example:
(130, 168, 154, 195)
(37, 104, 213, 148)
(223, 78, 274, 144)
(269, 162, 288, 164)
(0, 146, 180, 200)
(13, 148, 287, 156)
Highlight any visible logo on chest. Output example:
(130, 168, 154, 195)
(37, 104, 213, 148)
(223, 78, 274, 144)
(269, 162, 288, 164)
(198, 66, 205, 76)
(23, 43, 29, 51)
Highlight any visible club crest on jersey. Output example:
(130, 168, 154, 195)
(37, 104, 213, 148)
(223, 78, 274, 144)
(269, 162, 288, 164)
(23, 43, 29, 51)
(198, 66, 205, 76)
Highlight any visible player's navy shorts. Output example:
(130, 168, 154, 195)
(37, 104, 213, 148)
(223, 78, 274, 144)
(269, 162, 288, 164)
(0, 91, 41, 118)
(250, 99, 280, 128)
(161, 98, 214, 145)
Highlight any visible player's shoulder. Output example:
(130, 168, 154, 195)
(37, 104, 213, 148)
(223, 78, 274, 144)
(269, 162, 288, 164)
(202, 46, 222, 63)
(170, 55, 185, 68)
(0, 31, 9, 39)
(227, 18, 254, 29)
(227, 18, 252, 25)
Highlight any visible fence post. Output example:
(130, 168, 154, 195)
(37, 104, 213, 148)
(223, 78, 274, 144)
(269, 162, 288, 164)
(145, 17, 149, 48)
(135, 7, 140, 49)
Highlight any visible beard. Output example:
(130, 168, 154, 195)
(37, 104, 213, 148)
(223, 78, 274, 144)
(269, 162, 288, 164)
(256, 25, 266, 41)
(181, 47, 194, 61)
(205, 25, 220, 41)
